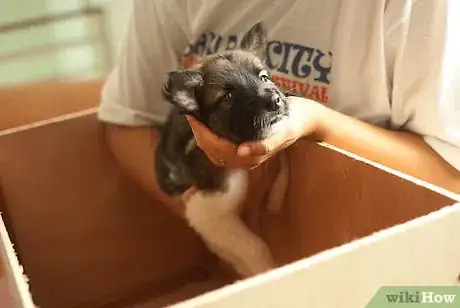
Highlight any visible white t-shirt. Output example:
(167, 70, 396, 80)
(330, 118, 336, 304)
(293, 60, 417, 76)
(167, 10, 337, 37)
(98, 0, 460, 171)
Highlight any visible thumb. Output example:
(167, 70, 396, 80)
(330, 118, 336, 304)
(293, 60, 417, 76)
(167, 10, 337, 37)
(185, 116, 200, 144)
(238, 133, 285, 157)
(186, 115, 201, 136)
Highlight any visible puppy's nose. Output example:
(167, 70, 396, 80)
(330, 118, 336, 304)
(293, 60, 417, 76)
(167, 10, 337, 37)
(267, 93, 283, 111)
(263, 88, 283, 111)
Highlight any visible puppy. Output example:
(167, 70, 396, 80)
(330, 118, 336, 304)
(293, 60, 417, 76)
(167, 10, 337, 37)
(155, 22, 290, 278)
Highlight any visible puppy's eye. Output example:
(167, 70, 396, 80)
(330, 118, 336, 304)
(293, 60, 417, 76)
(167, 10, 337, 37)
(222, 92, 232, 100)
(259, 70, 270, 82)
(216, 92, 232, 104)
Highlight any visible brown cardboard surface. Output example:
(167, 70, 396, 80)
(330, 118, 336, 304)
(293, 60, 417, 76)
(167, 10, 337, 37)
(257, 139, 455, 267)
(0, 79, 102, 131)
(0, 111, 455, 308)
(172, 203, 460, 308)
(0, 114, 217, 308)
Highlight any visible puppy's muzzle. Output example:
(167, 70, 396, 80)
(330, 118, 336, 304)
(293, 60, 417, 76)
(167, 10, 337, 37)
(262, 88, 285, 112)
(268, 93, 284, 111)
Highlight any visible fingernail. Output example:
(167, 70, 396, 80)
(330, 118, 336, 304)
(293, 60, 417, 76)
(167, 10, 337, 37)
(238, 146, 250, 156)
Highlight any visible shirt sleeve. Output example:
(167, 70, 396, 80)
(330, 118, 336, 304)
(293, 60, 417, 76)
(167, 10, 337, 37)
(97, 0, 189, 126)
(388, 0, 460, 171)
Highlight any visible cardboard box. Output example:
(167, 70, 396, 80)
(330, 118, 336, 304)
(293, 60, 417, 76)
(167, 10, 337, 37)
(0, 79, 103, 131)
(0, 83, 459, 308)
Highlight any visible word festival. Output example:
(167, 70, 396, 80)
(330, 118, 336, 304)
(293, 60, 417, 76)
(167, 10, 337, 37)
(180, 31, 333, 104)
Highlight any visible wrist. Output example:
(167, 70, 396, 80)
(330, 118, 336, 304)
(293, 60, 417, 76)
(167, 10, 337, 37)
(287, 96, 328, 142)
(307, 102, 329, 142)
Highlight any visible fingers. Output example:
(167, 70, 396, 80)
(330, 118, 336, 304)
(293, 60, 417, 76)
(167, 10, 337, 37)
(186, 115, 236, 150)
(182, 186, 197, 203)
(185, 115, 272, 169)
(237, 120, 305, 158)
(237, 142, 271, 157)
(208, 152, 227, 167)
(238, 132, 290, 157)
(210, 152, 269, 170)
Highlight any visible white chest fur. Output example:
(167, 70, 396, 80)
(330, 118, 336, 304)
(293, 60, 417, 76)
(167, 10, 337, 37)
(184, 169, 274, 277)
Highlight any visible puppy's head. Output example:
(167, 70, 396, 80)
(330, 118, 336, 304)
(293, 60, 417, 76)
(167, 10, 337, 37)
(163, 22, 289, 143)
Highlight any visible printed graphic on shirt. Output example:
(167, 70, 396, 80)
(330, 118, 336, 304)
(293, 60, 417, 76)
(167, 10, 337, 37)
(180, 31, 333, 104)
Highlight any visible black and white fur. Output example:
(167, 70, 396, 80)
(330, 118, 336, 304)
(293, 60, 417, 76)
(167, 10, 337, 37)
(155, 22, 290, 277)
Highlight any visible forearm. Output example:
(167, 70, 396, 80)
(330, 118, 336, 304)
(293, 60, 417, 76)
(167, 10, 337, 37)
(102, 124, 185, 215)
(313, 105, 460, 193)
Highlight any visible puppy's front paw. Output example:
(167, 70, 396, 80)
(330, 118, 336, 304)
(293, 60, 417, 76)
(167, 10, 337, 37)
(246, 241, 276, 276)
(209, 235, 275, 279)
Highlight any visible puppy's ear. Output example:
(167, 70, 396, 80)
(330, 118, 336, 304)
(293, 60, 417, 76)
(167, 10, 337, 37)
(163, 68, 203, 116)
(240, 22, 267, 58)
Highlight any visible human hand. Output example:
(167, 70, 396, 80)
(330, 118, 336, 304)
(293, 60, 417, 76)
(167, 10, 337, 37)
(186, 116, 269, 169)
(181, 186, 197, 203)
(236, 96, 323, 158)
(186, 96, 323, 170)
